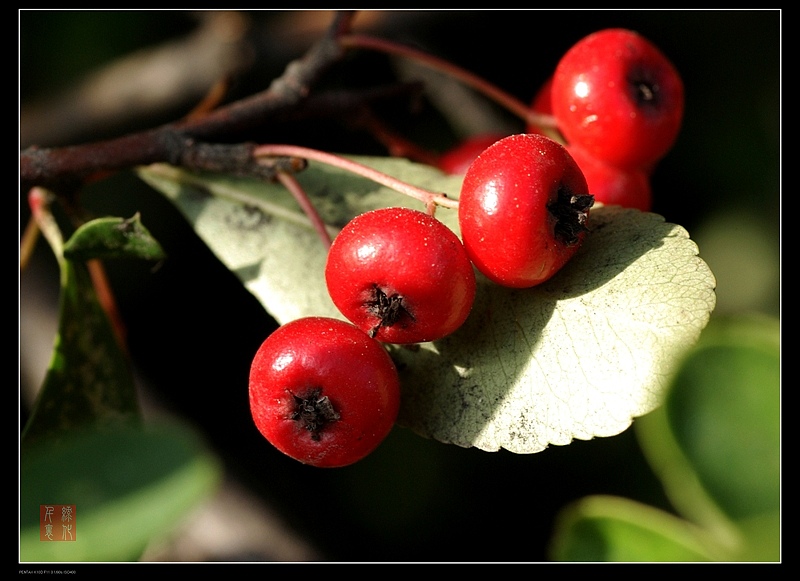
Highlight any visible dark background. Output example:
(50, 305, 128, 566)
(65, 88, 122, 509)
(20, 10, 780, 562)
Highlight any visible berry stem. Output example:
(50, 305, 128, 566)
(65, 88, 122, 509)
(276, 171, 333, 249)
(339, 33, 559, 133)
(27, 187, 65, 268)
(19, 214, 41, 271)
(253, 144, 459, 213)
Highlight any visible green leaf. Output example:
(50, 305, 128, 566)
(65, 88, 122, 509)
(21, 258, 141, 452)
(669, 315, 780, 518)
(636, 313, 780, 560)
(62, 212, 166, 261)
(20, 421, 222, 562)
(549, 495, 721, 562)
(137, 157, 716, 453)
(732, 511, 781, 562)
(670, 316, 779, 518)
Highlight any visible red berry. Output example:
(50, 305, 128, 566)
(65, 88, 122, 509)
(325, 207, 476, 344)
(566, 144, 652, 212)
(551, 28, 684, 170)
(437, 133, 506, 175)
(526, 76, 554, 136)
(458, 133, 593, 288)
(249, 317, 401, 468)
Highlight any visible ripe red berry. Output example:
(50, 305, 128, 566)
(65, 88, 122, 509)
(249, 317, 401, 468)
(437, 133, 506, 175)
(551, 28, 684, 170)
(458, 133, 593, 288)
(325, 207, 476, 344)
(526, 76, 554, 136)
(566, 144, 652, 212)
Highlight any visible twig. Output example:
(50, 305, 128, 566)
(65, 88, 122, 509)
(19, 11, 358, 194)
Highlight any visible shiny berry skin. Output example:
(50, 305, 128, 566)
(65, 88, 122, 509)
(438, 133, 506, 175)
(249, 317, 401, 468)
(567, 144, 652, 212)
(325, 207, 476, 344)
(551, 28, 684, 170)
(458, 133, 594, 288)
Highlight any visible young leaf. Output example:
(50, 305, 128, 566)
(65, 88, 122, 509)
(137, 156, 716, 453)
(63, 213, 166, 262)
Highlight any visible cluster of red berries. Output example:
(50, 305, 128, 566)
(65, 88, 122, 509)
(440, 28, 684, 212)
(249, 27, 683, 468)
(249, 132, 591, 467)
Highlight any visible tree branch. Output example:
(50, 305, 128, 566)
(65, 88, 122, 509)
(19, 10, 359, 194)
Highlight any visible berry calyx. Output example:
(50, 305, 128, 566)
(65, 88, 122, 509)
(325, 207, 476, 344)
(551, 28, 684, 170)
(289, 388, 340, 441)
(566, 144, 652, 212)
(249, 317, 401, 468)
(458, 133, 593, 288)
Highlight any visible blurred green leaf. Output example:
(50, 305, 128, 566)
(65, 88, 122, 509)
(20, 193, 220, 563)
(667, 314, 779, 519)
(63, 213, 166, 262)
(138, 158, 716, 453)
(691, 212, 779, 316)
(635, 313, 780, 561)
(733, 511, 781, 562)
(21, 257, 140, 453)
(20, 421, 222, 562)
(549, 495, 719, 562)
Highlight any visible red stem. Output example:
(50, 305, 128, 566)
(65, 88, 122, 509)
(276, 171, 333, 249)
(253, 144, 459, 214)
(339, 33, 559, 133)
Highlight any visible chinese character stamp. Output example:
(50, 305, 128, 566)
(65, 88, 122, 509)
(39, 505, 76, 541)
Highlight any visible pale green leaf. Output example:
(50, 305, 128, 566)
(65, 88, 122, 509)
(136, 158, 461, 323)
(137, 156, 716, 453)
(394, 207, 717, 452)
